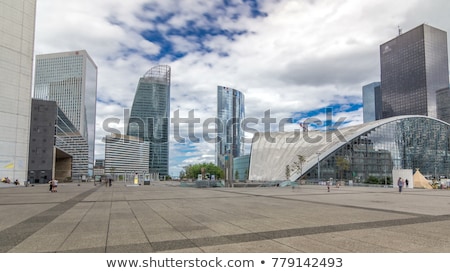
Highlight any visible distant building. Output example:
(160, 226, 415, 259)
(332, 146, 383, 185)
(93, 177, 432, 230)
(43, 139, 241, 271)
(34, 50, 97, 177)
(436, 87, 450, 124)
(0, 0, 37, 183)
(104, 133, 150, 176)
(233, 155, 250, 181)
(28, 99, 88, 183)
(380, 24, 449, 119)
(362, 82, 381, 123)
(127, 65, 170, 178)
(216, 86, 245, 169)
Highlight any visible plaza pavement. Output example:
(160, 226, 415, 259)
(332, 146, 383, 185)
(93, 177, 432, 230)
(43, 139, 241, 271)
(1, 181, 450, 253)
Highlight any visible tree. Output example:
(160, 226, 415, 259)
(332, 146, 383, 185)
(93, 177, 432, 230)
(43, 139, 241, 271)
(291, 155, 305, 178)
(285, 164, 291, 180)
(183, 162, 224, 179)
(336, 156, 350, 181)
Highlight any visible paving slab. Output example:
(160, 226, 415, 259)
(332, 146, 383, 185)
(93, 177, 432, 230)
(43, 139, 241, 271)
(1, 182, 450, 253)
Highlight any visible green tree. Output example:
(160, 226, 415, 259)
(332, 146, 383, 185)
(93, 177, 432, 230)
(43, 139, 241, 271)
(285, 164, 291, 180)
(183, 162, 224, 179)
(336, 156, 350, 180)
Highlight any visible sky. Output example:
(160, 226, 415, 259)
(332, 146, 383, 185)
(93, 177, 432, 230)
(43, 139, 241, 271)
(34, 0, 450, 177)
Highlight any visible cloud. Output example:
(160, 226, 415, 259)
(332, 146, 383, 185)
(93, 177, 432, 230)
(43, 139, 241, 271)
(34, 0, 450, 176)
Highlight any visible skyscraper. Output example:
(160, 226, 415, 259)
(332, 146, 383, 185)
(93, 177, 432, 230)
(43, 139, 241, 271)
(127, 65, 170, 178)
(216, 86, 245, 169)
(0, 0, 37, 183)
(380, 24, 449, 119)
(34, 50, 97, 176)
(362, 82, 381, 123)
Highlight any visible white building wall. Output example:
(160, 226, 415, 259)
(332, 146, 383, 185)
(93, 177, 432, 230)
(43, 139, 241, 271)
(0, 0, 36, 183)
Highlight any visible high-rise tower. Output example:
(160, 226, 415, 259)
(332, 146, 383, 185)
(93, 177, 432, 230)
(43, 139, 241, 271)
(34, 50, 97, 176)
(216, 86, 245, 169)
(0, 0, 37, 183)
(380, 24, 449, 119)
(127, 65, 170, 178)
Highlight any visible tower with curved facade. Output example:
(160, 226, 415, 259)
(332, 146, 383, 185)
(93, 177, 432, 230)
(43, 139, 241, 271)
(127, 65, 170, 178)
(216, 86, 245, 169)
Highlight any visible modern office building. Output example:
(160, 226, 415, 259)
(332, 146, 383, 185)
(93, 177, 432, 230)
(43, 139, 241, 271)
(362, 82, 382, 123)
(249, 116, 450, 182)
(33, 50, 97, 177)
(216, 86, 245, 169)
(0, 0, 36, 183)
(380, 24, 449, 119)
(233, 154, 250, 181)
(126, 65, 170, 178)
(436, 87, 450, 124)
(104, 133, 150, 176)
(28, 99, 89, 183)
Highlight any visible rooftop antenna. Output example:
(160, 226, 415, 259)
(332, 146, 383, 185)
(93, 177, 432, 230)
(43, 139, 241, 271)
(398, 25, 402, 36)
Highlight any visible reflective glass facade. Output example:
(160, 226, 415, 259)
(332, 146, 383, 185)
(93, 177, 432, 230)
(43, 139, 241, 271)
(380, 24, 449, 119)
(127, 65, 170, 177)
(34, 50, 97, 176)
(303, 117, 450, 181)
(233, 155, 250, 181)
(216, 86, 245, 169)
(249, 116, 450, 182)
(362, 82, 381, 122)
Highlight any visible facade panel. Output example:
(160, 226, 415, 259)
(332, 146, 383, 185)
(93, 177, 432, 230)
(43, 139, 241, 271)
(0, 0, 36, 184)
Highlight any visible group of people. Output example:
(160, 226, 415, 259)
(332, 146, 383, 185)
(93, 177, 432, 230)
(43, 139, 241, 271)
(48, 179, 58, 192)
(397, 177, 409, 193)
(1, 177, 20, 185)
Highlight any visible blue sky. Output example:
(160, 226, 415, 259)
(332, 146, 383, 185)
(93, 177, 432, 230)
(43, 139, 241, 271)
(34, 0, 450, 177)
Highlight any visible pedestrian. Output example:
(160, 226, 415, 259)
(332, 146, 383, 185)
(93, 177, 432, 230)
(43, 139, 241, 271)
(326, 180, 330, 192)
(397, 177, 404, 193)
(108, 178, 112, 187)
(49, 179, 53, 192)
(51, 179, 58, 192)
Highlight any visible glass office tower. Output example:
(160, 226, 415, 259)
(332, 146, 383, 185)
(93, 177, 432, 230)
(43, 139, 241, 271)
(380, 24, 449, 119)
(127, 65, 170, 178)
(0, 0, 36, 183)
(362, 82, 382, 123)
(34, 50, 97, 177)
(216, 86, 245, 169)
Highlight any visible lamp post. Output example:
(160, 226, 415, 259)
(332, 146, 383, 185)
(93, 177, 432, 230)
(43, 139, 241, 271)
(316, 152, 321, 182)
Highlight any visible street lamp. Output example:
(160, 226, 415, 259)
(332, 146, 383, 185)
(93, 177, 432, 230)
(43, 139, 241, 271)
(316, 152, 321, 182)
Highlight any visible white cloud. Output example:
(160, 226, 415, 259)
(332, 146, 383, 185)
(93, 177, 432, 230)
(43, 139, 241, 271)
(34, 0, 450, 176)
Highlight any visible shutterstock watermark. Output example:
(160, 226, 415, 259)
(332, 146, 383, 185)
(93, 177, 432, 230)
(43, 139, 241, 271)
(102, 108, 348, 144)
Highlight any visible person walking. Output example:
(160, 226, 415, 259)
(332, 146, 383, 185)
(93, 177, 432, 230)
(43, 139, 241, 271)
(397, 177, 404, 193)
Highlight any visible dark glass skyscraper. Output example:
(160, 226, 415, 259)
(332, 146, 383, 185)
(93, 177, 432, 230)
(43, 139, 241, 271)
(216, 86, 245, 169)
(127, 65, 170, 178)
(380, 24, 449, 119)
